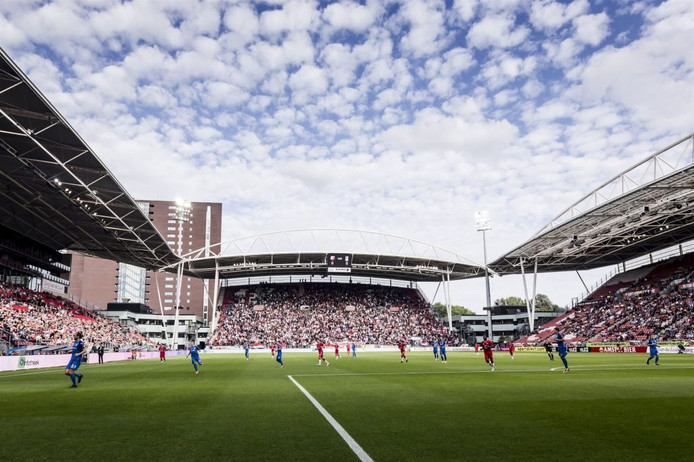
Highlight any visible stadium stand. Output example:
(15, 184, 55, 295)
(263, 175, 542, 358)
(210, 282, 457, 347)
(519, 254, 694, 345)
(0, 282, 147, 351)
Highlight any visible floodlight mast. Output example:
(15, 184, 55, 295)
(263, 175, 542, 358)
(171, 200, 192, 351)
(475, 211, 493, 340)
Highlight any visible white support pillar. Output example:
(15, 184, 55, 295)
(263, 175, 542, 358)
(171, 262, 184, 350)
(445, 270, 453, 331)
(210, 261, 220, 333)
(521, 259, 531, 331)
(530, 258, 539, 332)
(521, 258, 539, 332)
(154, 271, 167, 341)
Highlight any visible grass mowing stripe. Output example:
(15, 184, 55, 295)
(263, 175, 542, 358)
(0, 360, 144, 378)
(288, 375, 374, 462)
(292, 363, 694, 377)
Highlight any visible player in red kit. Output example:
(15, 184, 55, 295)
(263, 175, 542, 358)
(482, 335, 495, 372)
(334, 344, 341, 360)
(508, 341, 515, 360)
(474, 342, 479, 355)
(158, 344, 166, 363)
(347, 343, 351, 356)
(316, 342, 329, 366)
(398, 341, 408, 363)
(270, 344, 276, 357)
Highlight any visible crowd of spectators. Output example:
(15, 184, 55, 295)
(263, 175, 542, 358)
(210, 283, 457, 347)
(525, 258, 694, 344)
(0, 281, 146, 350)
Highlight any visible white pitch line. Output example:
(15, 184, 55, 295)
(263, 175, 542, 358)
(288, 375, 374, 462)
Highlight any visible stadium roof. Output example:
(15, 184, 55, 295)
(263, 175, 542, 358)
(175, 229, 486, 282)
(491, 134, 694, 275)
(0, 48, 179, 269)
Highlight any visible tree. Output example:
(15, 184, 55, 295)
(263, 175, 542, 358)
(534, 293, 561, 312)
(432, 302, 474, 317)
(494, 296, 525, 306)
(494, 294, 562, 312)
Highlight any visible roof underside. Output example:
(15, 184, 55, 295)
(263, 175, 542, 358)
(176, 229, 486, 282)
(180, 251, 485, 282)
(0, 48, 178, 269)
(491, 134, 694, 275)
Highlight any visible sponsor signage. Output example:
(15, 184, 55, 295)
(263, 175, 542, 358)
(589, 346, 647, 353)
(42, 279, 66, 295)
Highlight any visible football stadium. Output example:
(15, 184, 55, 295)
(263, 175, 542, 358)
(1, 21, 694, 462)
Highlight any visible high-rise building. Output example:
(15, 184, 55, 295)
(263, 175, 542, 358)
(68, 200, 222, 323)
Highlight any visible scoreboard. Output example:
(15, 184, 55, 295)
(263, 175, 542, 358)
(327, 254, 352, 273)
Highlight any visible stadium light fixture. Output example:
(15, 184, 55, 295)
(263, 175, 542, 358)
(475, 211, 493, 340)
(171, 199, 192, 350)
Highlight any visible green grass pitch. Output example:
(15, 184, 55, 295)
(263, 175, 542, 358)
(2, 351, 693, 461)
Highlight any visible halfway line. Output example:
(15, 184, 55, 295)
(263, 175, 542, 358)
(288, 375, 374, 462)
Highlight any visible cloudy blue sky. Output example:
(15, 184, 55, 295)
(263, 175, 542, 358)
(1, 0, 692, 311)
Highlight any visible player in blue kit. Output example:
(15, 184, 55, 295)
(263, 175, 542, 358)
(276, 344, 284, 367)
(646, 335, 659, 365)
(65, 332, 87, 388)
(187, 342, 203, 374)
(433, 341, 439, 361)
(438, 337, 447, 364)
(244, 343, 250, 360)
(554, 327, 569, 373)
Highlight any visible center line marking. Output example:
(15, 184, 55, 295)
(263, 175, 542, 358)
(288, 375, 374, 462)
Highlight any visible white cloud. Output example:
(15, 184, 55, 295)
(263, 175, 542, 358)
(323, 1, 377, 32)
(259, 0, 321, 37)
(398, 0, 449, 58)
(529, 0, 589, 31)
(288, 64, 328, 102)
(137, 85, 176, 108)
(451, 0, 479, 22)
(223, 4, 259, 47)
(467, 13, 530, 49)
(567, 0, 694, 135)
(573, 12, 610, 46)
(380, 109, 518, 158)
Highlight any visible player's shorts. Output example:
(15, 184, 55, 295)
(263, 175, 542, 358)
(484, 351, 493, 360)
(649, 348, 658, 355)
(558, 347, 567, 357)
(191, 356, 201, 363)
(318, 352, 324, 359)
(66, 360, 81, 371)
(440, 348, 446, 356)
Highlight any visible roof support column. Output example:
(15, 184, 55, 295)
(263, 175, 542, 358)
(443, 270, 452, 331)
(521, 258, 539, 332)
(210, 260, 220, 334)
(154, 271, 167, 341)
(171, 262, 184, 350)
